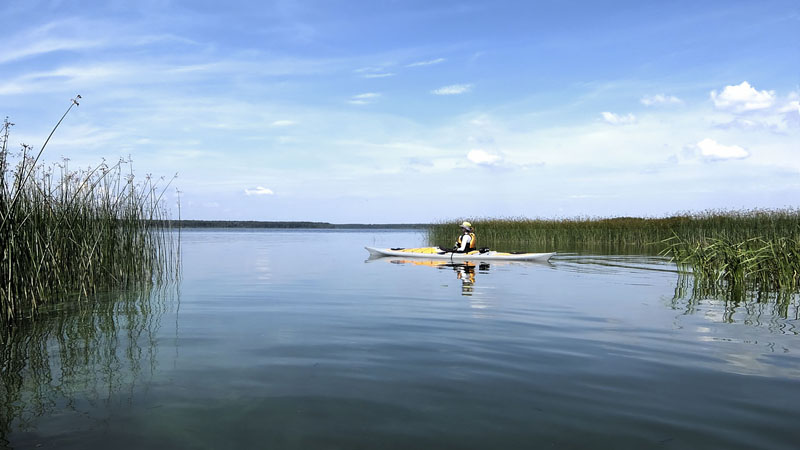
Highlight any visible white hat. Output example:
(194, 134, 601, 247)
(460, 221, 472, 229)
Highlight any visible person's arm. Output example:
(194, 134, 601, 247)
(458, 234, 470, 252)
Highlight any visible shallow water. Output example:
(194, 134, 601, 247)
(2, 230, 799, 449)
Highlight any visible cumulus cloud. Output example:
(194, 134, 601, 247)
(778, 92, 800, 115)
(270, 120, 296, 127)
(467, 149, 501, 166)
(781, 100, 800, 114)
(641, 94, 682, 106)
(244, 186, 275, 196)
(601, 112, 636, 125)
(349, 92, 381, 105)
(406, 58, 445, 67)
(711, 81, 775, 112)
(432, 84, 473, 95)
(712, 89, 800, 132)
(696, 138, 749, 160)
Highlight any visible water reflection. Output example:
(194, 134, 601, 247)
(540, 254, 799, 332)
(670, 272, 800, 332)
(0, 284, 177, 448)
(368, 257, 494, 296)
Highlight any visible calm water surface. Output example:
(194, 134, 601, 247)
(2, 229, 799, 449)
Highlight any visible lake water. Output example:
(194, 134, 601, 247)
(2, 230, 799, 449)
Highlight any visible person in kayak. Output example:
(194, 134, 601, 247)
(454, 221, 477, 253)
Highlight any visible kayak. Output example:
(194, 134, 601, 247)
(365, 246, 555, 262)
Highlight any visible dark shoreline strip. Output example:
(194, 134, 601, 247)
(170, 220, 430, 229)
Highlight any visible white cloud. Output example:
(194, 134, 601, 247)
(0, 63, 126, 95)
(782, 97, 800, 128)
(0, 82, 26, 95)
(355, 66, 395, 78)
(355, 66, 385, 73)
(711, 81, 775, 112)
(432, 84, 473, 95)
(244, 186, 275, 196)
(778, 98, 800, 114)
(0, 38, 102, 65)
(713, 118, 763, 131)
(696, 138, 749, 160)
(712, 90, 800, 132)
(467, 149, 501, 166)
(469, 116, 491, 126)
(363, 72, 395, 78)
(641, 94, 682, 106)
(0, 19, 111, 65)
(406, 58, 445, 68)
(349, 92, 381, 105)
(270, 120, 296, 127)
(601, 112, 636, 125)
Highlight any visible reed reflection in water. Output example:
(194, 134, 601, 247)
(671, 271, 800, 329)
(556, 253, 800, 331)
(371, 252, 800, 328)
(0, 284, 178, 447)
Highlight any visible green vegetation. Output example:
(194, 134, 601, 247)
(1, 100, 177, 323)
(670, 270, 799, 323)
(664, 235, 800, 295)
(427, 211, 800, 254)
(429, 212, 800, 295)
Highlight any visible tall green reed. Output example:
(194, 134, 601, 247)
(427, 211, 800, 254)
(663, 235, 800, 295)
(1, 98, 178, 323)
(428, 214, 800, 296)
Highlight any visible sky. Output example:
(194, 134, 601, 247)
(1, 0, 798, 223)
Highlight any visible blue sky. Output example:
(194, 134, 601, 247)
(2, 0, 798, 222)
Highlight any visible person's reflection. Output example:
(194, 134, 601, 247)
(454, 263, 476, 295)
(452, 262, 490, 296)
(386, 259, 490, 296)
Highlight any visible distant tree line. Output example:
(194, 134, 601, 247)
(171, 220, 429, 229)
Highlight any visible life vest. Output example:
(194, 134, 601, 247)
(457, 232, 476, 250)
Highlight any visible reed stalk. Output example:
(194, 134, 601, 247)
(1, 99, 177, 323)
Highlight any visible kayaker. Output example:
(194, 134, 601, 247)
(454, 221, 476, 253)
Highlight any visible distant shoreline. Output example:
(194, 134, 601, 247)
(173, 220, 430, 229)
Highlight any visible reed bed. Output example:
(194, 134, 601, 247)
(1, 99, 177, 323)
(429, 212, 800, 295)
(427, 211, 800, 254)
(664, 236, 800, 295)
